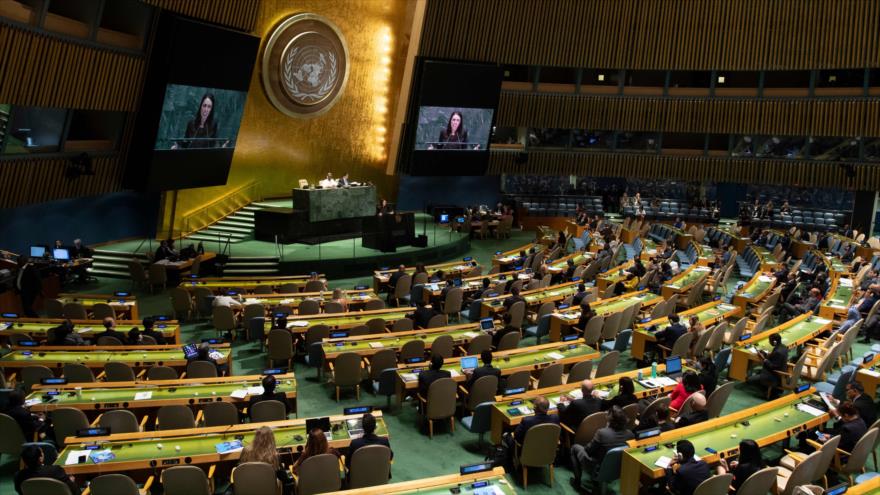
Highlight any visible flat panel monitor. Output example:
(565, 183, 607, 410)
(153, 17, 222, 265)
(29, 246, 46, 257)
(53, 248, 70, 261)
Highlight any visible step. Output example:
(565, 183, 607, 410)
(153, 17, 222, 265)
(234, 211, 255, 218)
(208, 223, 253, 234)
(228, 256, 279, 262)
(93, 249, 150, 259)
(241, 205, 264, 211)
(223, 268, 280, 275)
(251, 202, 283, 209)
(92, 260, 132, 270)
(87, 267, 130, 278)
(185, 233, 245, 243)
(199, 229, 248, 240)
(220, 217, 254, 227)
(225, 262, 279, 268)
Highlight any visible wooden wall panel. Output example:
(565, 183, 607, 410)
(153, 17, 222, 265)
(0, 154, 122, 208)
(142, 0, 260, 33)
(488, 150, 878, 190)
(496, 93, 876, 138)
(421, 0, 880, 70)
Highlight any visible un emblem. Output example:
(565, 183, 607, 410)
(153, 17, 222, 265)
(262, 14, 349, 117)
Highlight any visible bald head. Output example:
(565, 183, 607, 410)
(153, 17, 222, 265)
(580, 380, 594, 397)
(533, 396, 550, 414)
(691, 392, 707, 411)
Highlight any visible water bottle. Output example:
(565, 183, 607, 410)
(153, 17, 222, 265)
(651, 361, 657, 378)
(637, 369, 643, 381)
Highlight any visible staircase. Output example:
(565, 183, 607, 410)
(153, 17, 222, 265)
(89, 249, 150, 279)
(223, 256, 280, 275)
(185, 203, 273, 243)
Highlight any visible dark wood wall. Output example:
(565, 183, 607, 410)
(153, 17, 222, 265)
(420, 0, 880, 189)
(0, 0, 259, 209)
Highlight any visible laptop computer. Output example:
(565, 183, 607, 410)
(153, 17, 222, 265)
(479, 318, 495, 331)
(182, 344, 199, 360)
(635, 427, 662, 440)
(460, 356, 478, 371)
(665, 356, 683, 379)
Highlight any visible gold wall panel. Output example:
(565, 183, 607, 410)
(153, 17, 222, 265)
(488, 150, 880, 191)
(421, 0, 880, 70)
(141, 0, 261, 32)
(169, 0, 414, 228)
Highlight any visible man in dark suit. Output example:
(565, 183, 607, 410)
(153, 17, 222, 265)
(817, 401, 868, 453)
(571, 283, 589, 306)
(674, 393, 708, 428)
(491, 313, 519, 348)
(93, 317, 127, 345)
(464, 350, 501, 391)
(511, 395, 559, 445)
(655, 314, 686, 349)
(15, 445, 81, 495)
(417, 355, 451, 398)
(666, 440, 711, 495)
(247, 375, 292, 418)
(570, 405, 634, 490)
(346, 413, 392, 468)
(842, 381, 877, 427)
(140, 317, 166, 345)
(15, 257, 42, 318)
(558, 379, 602, 431)
(749, 333, 788, 397)
(503, 286, 524, 311)
(411, 300, 438, 329)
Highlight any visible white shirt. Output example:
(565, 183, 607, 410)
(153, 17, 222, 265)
(213, 295, 242, 308)
(319, 179, 338, 188)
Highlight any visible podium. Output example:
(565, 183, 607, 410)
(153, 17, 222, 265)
(362, 213, 416, 252)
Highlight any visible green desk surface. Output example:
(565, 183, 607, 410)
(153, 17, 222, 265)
(58, 297, 136, 307)
(548, 253, 590, 270)
(182, 279, 310, 289)
(522, 284, 579, 304)
(0, 348, 231, 365)
(284, 310, 412, 329)
(639, 302, 737, 333)
(738, 276, 774, 299)
(823, 280, 854, 309)
(27, 377, 295, 407)
(243, 292, 375, 306)
(0, 321, 176, 337)
(554, 292, 659, 322)
(828, 257, 847, 273)
(625, 395, 824, 469)
(423, 343, 595, 377)
(740, 317, 831, 353)
(376, 262, 477, 279)
(322, 328, 478, 355)
(56, 418, 387, 468)
(665, 267, 710, 289)
(394, 477, 515, 495)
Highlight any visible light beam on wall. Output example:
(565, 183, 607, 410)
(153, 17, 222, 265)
(372, 25, 393, 161)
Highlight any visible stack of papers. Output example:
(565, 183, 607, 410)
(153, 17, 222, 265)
(65, 450, 92, 465)
(463, 332, 479, 339)
(449, 369, 461, 378)
(758, 275, 774, 283)
(568, 389, 583, 400)
(76, 326, 93, 334)
(593, 390, 610, 399)
(401, 373, 418, 382)
(215, 440, 243, 454)
(546, 352, 565, 360)
(25, 398, 42, 406)
(288, 321, 309, 327)
(134, 391, 152, 401)
(246, 386, 264, 396)
(796, 403, 826, 417)
(368, 342, 384, 349)
(861, 369, 880, 378)
(230, 389, 249, 399)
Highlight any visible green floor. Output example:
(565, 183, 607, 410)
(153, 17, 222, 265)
(1, 233, 873, 494)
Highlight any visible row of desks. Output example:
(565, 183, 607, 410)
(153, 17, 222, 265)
(373, 260, 482, 292)
(1, 318, 181, 344)
(731, 273, 775, 311)
(548, 291, 663, 342)
(631, 300, 743, 360)
(659, 265, 711, 300)
(56, 293, 139, 320)
(180, 274, 326, 294)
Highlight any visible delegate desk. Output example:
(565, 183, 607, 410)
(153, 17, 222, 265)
(0, 344, 232, 376)
(0, 318, 181, 344)
(731, 273, 775, 311)
(691, 242, 714, 266)
(814, 249, 849, 279)
(394, 340, 599, 403)
(420, 270, 532, 304)
(480, 281, 582, 318)
(855, 353, 880, 399)
(596, 260, 635, 293)
(57, 293, 138, 319)
(818, 277, 855, 320)
(373, 260, 481, 292)
(545, 251, 593, 274)
(548, 291, 663, 342)
(181, 275, 327, 294)
(660, 265, 711, 300)
(490, 365, 683, 444)
(631, 301, 741, 361)
(748, 245, 779, 272)
(717, 226, 749, 253)
(154, 253, 216, 274)
(620, 388, 830, 495)
(57, 411, 387, 478)
(320, 323, 485, 364)
(727, 313, 833, 381)
(278, 307, 414, 335)
(28, 373, 297, 417)
(241, 290, 378, 314)
(328, 467, 515, 495)
(850, 475, 880, 495)
(493, 242, 544, 267)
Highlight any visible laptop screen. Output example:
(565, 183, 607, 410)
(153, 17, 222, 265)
(636, 427, 661, 440)
(665, 356, 682, 375)
(479, 318, 494, 331)
(53, 248, 70, 261)
(305, 417, 332, 433)
(182, 344, 199, 360)
(460, 356, 478, 370)
(30, 246, 46, 257)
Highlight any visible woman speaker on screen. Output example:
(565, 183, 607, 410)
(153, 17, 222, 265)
(171, 93, 229, 149)
(428, 111, 479, 150)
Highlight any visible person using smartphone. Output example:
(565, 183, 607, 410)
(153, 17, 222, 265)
(666, 440, 710, 495)
(716, 439, 765, 493)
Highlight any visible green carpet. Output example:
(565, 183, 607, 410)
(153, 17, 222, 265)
(0, 234, 873, 494)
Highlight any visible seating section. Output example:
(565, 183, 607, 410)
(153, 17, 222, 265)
(507, 194, 604, 217)
(622, 198, 718, 223)
(737, 246, 763, 278)
(740, 201, 850, 232)
(647, 223, 677, 243)
(705, 227, 734, 248)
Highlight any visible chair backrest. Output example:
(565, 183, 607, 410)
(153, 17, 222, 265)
(583, 315, 605, 346)
(90, 473, 140, 495)
(22, 366, 54, 392)
(427, 377, 458, 420)
(0, 413, 26, 456)
(752, 312, 772, 335)
(574, 410, 608, 444)
(430, 334, 454, 359)
(278, 283, 299, 293)
(149, 263, 168, 284)
(840, 427, 879, 476)
(413, 272, 429, 285)
(519, 423, 561, 467)
(669, 332, 694, 358)
(366, 317, 387, 334)
(298, 299, 321, 315)
(250, 399, 287, 422)
(809, 434, 841, 483)
(157, 405, 195, 430)
(147, 365, 178, 380)
(705, 322, 727, 353)
(364, 298, 386, 310)
(392, 318, 413, 331)
(21, 478, 72, 495)
(304, 280, 326, 293)
(349, 444, 392, 489)
(467, 333, 492, 355)
(535, 301, 555, 321)
(610, 329, 633, 352)
(600, 311, 624, 341)
(91, 303, 116, 320)
(399, 339, 425, 362)
(242, 303, 264, 322)
(781, 450, 822, 495)
(567, 360, 593, 383)
(186, 360, 218, 379)
(622, 403, 639, 430)
(537, 363, 564, 389)
(426, 313, 447, 328)
(784, 352, 809, 389)
(393, 274, 412, 300)
(369, 349, 398, 381)
(98, 409, 140, 434)
(594, 350, 620, 378)
(252, 285, 273, 294)
(52, 407, 89, 444)
(96, 335, 123, 346)
(505, 370, 531, 391)
(713, 347, 732, 374)
(691, 329, 713, 358)
(596, 446, 626, 483)
(45, 298, 65, 318)
(62, 302, 88, 320)
(62, 363, 95, 383)
(333, 352, 363, 387)
(104, 361, 135, 382)
(496, 330, 521, 351)
(268, 328, 294, 361)
(693, 473, 734, 495)
(650, 300, 668, 319)
(296, 453, 342, 495)
(202, 401, 239, 427)
(467, 375, 499, 410)
(639, 396, 671, 425)
(162, 465, 212, 495)
(232, 461, 280, 495)
(507, 301, 526, 329)
(736, 467, 778, 495)
(706, 381, 736, 419)
(323, 301, 345, 314)
(212, 305, 236, 331)
(443, 287, 464, 315)
(676, 391, 702, 417)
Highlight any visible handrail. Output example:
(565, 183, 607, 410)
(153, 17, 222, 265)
(179, 181, 261, 237)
